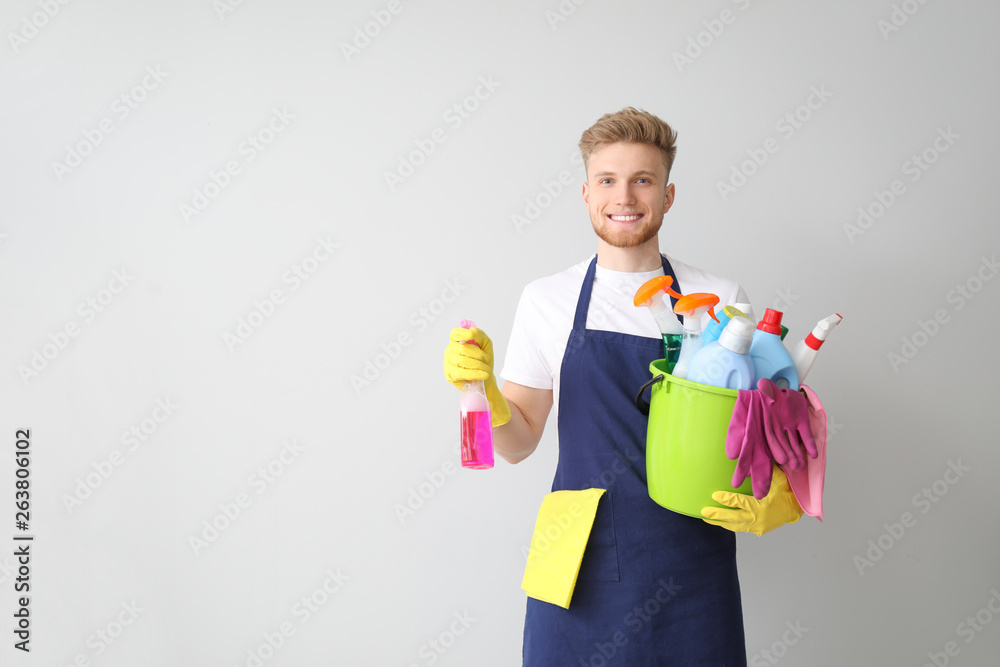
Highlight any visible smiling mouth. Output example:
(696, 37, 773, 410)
(608, 213, 643, 222)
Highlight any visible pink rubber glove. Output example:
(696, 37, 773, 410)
(780, 384, 827, 520)
(757, 379, 818, 471)
(726, 389, 774, 500)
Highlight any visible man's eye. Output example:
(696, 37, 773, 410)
(600, 178, 612, 184)
(637, 178, 650, 184)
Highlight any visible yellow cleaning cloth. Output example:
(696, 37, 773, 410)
(521, 488, 606, 609)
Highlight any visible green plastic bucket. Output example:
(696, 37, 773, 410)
(638, 359, 752, 518)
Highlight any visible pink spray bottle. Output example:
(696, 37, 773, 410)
(458, 320, 494, 469)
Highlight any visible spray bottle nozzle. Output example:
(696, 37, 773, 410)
(632, 275, 682, 307)
(459, 320, 480, 347)
(673, 292, 721, 329)
(633, 276, 684, 335)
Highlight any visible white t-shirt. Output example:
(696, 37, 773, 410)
(499, 253, 750, 423)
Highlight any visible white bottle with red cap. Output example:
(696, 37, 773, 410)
(748, 308, 799, 390)
(791, 313, 843, 383)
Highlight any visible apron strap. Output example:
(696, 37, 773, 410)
(572, 254, 684, 332)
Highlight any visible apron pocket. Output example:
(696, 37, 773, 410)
(577, 490, 621, 582)
(522, 488, 608, 608)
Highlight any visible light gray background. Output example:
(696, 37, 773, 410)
(2, 0, 998, 665)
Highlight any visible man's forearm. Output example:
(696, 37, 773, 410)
(493, 401, 541, 464)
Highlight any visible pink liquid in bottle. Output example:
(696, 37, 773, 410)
(457, 319, 494, 469)
(460, 408, 494, 469)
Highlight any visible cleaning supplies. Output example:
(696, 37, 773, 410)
(703, 305, 750, 346)
(748, 309, 799, 390)
(701, 466, 803, 536)
(756, 378, 817, 471)
(671, 292, 720, 380)
(781, 384, 827, 520)
(687, 315, 756, 390)
(633, 275, 684, 372)
(791, 313, 843, 383)
(725, 389, 774, 499)
(521, 489, 606, 608)
(457, 320, 494, 469)
(444, 325, 513, 427)
(734, 302, 756, 324)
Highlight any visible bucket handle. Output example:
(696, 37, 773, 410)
(634, 374, 664, 416)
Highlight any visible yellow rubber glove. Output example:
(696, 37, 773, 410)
(443, 326, 511, 427)
(701, 466, 803, 536)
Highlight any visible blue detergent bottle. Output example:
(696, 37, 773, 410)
(688, 315, 756, 390)
(702, 305, 750, 346)
(749, 308, 799, 390)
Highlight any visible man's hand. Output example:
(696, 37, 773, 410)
(443, 326, 511, 427)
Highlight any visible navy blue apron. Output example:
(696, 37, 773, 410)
(522, 255, 746, 666)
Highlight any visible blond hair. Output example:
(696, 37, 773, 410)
(578, 107, 678, 178)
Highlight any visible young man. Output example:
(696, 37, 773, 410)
(444, 107, 802, 665)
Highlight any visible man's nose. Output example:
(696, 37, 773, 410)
(615, 183, 637, 204)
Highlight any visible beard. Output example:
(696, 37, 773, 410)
(591, 213, 663, 248)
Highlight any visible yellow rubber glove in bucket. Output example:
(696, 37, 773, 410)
(521, 489, 606, 609)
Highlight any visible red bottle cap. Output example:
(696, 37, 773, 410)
(756, 308, 784, 335)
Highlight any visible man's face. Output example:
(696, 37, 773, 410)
(582, 142, 674, 249)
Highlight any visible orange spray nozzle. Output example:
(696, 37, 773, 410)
(673, 292, 721, 324)
(633, 275, 682, 307)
